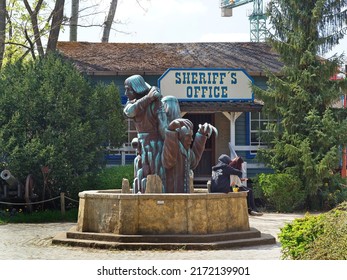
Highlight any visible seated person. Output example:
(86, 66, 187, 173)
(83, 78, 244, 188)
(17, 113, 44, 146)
(229, 157, 262, 216)
(211, 154, 243, 193)
(211, 154, 262, 216)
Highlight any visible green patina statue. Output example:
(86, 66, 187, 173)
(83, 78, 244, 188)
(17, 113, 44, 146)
(123, 75, 217, 193)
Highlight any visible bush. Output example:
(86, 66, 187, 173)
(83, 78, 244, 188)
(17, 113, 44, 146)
(93, 165, 134, 190)
(319, 175, 347, 210)
(279, 202, 347, 260)
(68, 165, 134, 199)
(301, 202, 347, 259)
(278, 213, 325, 259)
(258, 173, 305, 212)
(0, 53, 126, 200)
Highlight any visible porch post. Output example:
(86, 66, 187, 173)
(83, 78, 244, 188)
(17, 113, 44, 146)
(223, 112, 242, 158)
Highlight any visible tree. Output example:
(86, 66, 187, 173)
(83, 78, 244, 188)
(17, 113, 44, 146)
(23, 0, 65, 58)
(74, 0, 148, 42)
(46, 0, 65, 53)
(0, 0, 68, 62)
(102, 0, 118, 43)
(255, 0, 347, 208)
(70, 0, 79, 41)
(23, 0, 45, 58)
(0, 0, 150, 66)
(2, 0, 31, 64)
(0, 0, 5, 69)
(0, 53, 126, 199)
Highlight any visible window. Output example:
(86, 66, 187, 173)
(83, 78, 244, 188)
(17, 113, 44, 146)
(250, 112, 275, 147)
(127, 119, 137, 145)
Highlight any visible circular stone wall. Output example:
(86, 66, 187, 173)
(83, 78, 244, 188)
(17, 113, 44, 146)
(76, 190, 250, 235)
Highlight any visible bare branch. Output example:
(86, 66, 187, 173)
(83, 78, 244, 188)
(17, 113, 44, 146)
(135, 0, 149, 13)
(23, 0, 45, 58)
(4, 41, 31, 50)
(24, 28, 36, 60)
(78, 4, 100, 15)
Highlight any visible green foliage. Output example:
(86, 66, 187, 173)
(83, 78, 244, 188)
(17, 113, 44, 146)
(95, 165, 134, 190)
(2, 0, 64, 64)
(318, 175, 347, 210)
(301, 203, 347, 259)
(279, 202, 347, 260)
(68, 165, 134, 199)
(278, 213, 325, 259)
(254, 1, 347, 209)
(0, 208, 78, 224)
(0, 53, 126, 200)
(257, 173, 305, 212)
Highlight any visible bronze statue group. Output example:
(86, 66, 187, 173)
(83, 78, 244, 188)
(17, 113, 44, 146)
(123, 75, 262, 215)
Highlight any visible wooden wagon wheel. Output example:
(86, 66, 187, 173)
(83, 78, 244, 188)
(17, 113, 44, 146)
(24, 174, 35, 212)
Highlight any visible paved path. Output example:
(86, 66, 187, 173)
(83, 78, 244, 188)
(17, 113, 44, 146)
(0, 213, 305, 260)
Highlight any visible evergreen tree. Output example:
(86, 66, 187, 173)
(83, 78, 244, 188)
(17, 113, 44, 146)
(255, 0, 347, 207)
(0, 53, 126, 198)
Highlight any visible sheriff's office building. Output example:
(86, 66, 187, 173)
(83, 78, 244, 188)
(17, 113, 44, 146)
(57, 41, 284, 185)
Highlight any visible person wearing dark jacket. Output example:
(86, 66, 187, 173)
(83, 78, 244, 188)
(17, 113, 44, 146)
(211, 154, 263, 216)
(211, 154, 242, 193)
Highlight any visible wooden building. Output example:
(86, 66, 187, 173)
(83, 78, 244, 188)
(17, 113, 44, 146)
(57, 41, 283, 183)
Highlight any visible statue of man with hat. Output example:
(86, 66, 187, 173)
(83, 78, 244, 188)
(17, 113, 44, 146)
(123, 75, 167, 192)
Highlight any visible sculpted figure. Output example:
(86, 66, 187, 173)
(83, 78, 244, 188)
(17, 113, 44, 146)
(123, 75, 167, 192)
(124, 78, 217, 194)
(162, 118, 218, 193)
(162, 95, 181, 122)
(131, 137, 142, 193)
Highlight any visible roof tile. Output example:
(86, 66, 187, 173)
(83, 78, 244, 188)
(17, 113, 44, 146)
(57, 41, 283, 76)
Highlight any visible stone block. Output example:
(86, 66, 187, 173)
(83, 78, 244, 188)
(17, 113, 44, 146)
(122, 178, 131, 193)
(145, 175, 163, 193)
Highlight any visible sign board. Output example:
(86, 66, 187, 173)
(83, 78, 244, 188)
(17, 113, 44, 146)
(158, 68, 253, 102)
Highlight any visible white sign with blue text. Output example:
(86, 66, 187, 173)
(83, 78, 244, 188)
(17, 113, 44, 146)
(158, 68, 253, 102)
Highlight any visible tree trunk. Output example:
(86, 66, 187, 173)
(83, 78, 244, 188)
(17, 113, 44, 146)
(0, 0, 6, 69)
(70, 0, 79, 41)
(101, 0, 118, 43)
(47, 0, 65, 54)
(23, 0, 45, 58)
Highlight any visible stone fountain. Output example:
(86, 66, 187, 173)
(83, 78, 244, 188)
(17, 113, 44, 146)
(53, 75, 275, 250)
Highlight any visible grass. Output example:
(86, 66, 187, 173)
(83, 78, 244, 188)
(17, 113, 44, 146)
(0, 208, 78, 224)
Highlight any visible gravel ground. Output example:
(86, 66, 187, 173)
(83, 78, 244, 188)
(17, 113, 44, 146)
(0, 213, 305, 260)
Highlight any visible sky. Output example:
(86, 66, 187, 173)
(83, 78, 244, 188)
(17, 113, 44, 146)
(59, 0, 346, 60)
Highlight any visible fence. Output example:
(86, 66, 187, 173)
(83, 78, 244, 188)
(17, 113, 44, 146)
(105, 145, 136, 166)
(0, 193, 79, 216)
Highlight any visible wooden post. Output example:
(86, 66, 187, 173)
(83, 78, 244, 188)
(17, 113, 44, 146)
(60, 192, 65, 216)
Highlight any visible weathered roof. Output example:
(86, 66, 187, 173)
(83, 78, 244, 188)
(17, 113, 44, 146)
(57, 41, 283, 76)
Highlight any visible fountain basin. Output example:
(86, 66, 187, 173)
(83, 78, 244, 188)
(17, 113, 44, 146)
(76, 190, 250, 235)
